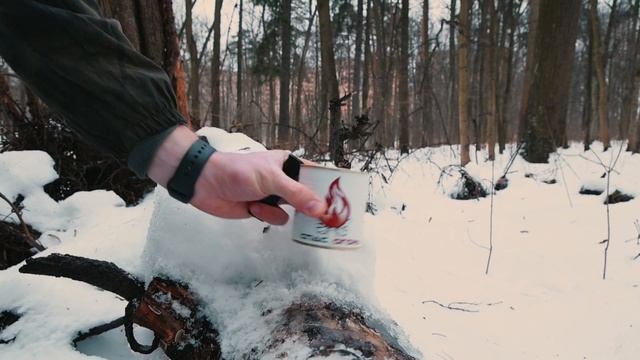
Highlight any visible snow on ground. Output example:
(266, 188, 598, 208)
(1, 139, 640, 359)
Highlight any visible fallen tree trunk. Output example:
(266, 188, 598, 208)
(19, 254, 416, 359)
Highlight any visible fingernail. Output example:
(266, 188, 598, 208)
(305, 200, 325, 215)
(248, 208, 264, 222)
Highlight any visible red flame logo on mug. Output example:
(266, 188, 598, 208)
(321, 178, 351, 228)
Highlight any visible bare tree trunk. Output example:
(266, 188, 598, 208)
(521, 0, 581, 162)
(590, 0, 610, 149)
(484, 0, 498, 160)
(210, 0, 224, 128)
(420, 0, 431, 147)
(497, 0, 515, 153)
(398, 0, 410, 154)
(186, 0, 200, 123)
(294, 6, 317, 147)
(269, 77, 277, 147)
(372, 0, 389, 145)
(449, 0, 458, 144)
(583, 5, 594, 151)
(352, 0, 365, 117)
(236, 0, 243, 128)
(318, 0, 345, 166)
(279, 0, 292, 146)
(620, 0, 640, 139)
(517, 0, 539, 141)
(458, 0, 471, 165)
(363, 0, 372, 113)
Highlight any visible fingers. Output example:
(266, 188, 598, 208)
(248, 202, 289, 225)
(268, 173, 327, 218)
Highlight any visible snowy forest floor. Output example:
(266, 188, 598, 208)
(1, 141, 640, 359)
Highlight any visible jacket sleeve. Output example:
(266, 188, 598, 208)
(0, 0, 185, 177)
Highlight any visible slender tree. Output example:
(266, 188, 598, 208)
(279, 0, 292, 145)
(484, 0, 498, 160)
(352, 0, 365, 117)
(420, 0, 431, 147)
(236, 0, 244, 127)
(210, 0, 224, 128)
(362, 0, 373, 114)
(590, 0, 610, 149)
(185, 0, 200, 123)
(449, 0, 458, 143)
(399, 0, 410, 154)
(318, 0, 344, 166)
(518, 0, 539, 141)
(458, 0, 471, 165)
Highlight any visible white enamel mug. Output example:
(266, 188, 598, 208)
(292, 165, 369, 249)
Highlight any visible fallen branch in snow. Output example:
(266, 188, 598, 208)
(19, 254, 144, 300)
(422, 300, 503, 313)
(422, 300, 480, 313)
(72, 317, 125, 346)
(19, 254, 416, 359)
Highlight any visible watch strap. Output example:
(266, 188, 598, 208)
(167, 136, 216, 203)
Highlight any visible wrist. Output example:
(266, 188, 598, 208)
(147, 126, 199, 187)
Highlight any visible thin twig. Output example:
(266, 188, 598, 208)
(486, 160, 495, 275)
(0, 191, 44, 251)
(603, 168, 611, 280)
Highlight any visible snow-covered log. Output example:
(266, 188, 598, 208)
(19, 254, 415, 359)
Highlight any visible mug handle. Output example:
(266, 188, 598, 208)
(259, 154, 303, 207)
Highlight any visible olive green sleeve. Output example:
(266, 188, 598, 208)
(0, 0, 186, 178)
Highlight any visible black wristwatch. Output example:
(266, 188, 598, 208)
(167, 136, 216, 203)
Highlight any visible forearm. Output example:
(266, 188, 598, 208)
(0, 0, 183, 177)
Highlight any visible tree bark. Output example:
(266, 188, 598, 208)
(458, 0, 471, 165)
(294, 6, 317, 147)
(372, 0, 388, 145)
(583, 4, 594, 151)
(620, 0, 640, 140)
(590, 0, 610, 149)
(186, 0, 200, 123)
(521, 0, 581, 162)
(449, 0, 458, 144)
(236, 0, 243, 128)
(484, 0, 498, 160)
(318, 0, 345, 167)
(517, 0, 539, 141)
(498, 0, 517, 153)
(398, 0, 410, 154)
(420, 0, 431, 147)
(278, 0, 292, 145)
(352, 0, 365, 117)
(362, 0, 373, 114)
(210, 0, 224, 128)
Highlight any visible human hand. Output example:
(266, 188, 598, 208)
(148, 126, 327, 225)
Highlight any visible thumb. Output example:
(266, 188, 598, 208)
(270, 174, 327, 218)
